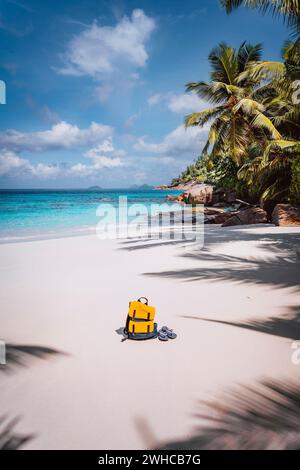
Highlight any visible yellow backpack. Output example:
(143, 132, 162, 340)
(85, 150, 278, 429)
(124, 297, 158, 340)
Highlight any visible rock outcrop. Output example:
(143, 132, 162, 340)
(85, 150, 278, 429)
(165, 193, 188, 203)
(221, 207, 268, 227)
(157, 181, 200, 191)
(205, 208, 225, 216)
(163, 182, 239, 207)
(186, 184, 214, 205)
(212, 188, 237, 205)
(204, 212, 235, 224)
(271, 204, 300, 226)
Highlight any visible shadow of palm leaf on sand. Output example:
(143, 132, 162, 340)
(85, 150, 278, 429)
(159, 379, 300, 450)
(0, 343, 64, 374)
(0, 416, 34, 450)
(182, 305, 300, 340)
(0, 343, 65, 448)
(144, 251, 300, 290)
(120, 225, 300, 253)
(121, 225, 300, 290)
(199, 228, 300, 255)
(118, 237, 195, 251)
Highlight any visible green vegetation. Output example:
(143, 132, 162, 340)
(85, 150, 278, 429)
(221, 1, 300, 37)
(171, 158, 208, 185)
(173, 0, 300, 206)
(291, 153, 300, 205)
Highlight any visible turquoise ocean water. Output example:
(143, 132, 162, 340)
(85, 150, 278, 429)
(0, 189, 183, 242)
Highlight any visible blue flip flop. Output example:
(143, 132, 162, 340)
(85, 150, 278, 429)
(158, 329, 168, 341)
(158, 326, 177, 340)
(166, 329, 177, 339)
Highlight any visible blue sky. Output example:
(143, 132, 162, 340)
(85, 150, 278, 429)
(0, 0, 289, 188)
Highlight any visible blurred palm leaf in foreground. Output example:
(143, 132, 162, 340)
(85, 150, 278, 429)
(0, 343, 64, 449)
(0, 343, 63, 374)
(161, 379, 300, 449)
(220, 0, 300, 37)
(0, 416, 34, 450)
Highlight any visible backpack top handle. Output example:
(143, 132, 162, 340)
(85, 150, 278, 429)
(138, 297, 148, 305)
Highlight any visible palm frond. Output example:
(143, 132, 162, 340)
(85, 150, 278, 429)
(209, 43, 238, 84)
(185, 106, 224, 128)
(233, 97, 265, 114)
(208, 114, 231, 147)
(220, 0, 300, 37)
(185, 81, 228, 104)
(237, 42, 263, 73)
(262, 139, 300, 164)
(261, 179, 290, 201)
(251, 112, 282, 139)
(212, 81, 244, 97)
(247, 61, 286, 81)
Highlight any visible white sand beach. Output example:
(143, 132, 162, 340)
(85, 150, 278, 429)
(1, 224, 300, 449)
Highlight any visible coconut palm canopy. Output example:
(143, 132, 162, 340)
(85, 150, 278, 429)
(220, 0, 300, 37)
(185, 42, 281, 163)
(174, 0, 300, 205)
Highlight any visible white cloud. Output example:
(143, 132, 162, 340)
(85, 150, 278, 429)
(58, 9, 155, 78)
(31, 163, 61, 178)
(0, 121, 113, 153)
(0, 150, 31, 177)
(134, 124, 208, 157)
(69, 137, 126, 178)
(68, 137, 126, 178)
(83, 137, 125, 159)
(167, 93, 205, 114)
(148, 92, 206, 114)
(160, 156, 176, 165)
(69, 156, 123, 177)
(0, 135, 125, 180)
(147, 93, 162, 106)
(75, 137, 126, 176)
(0, 150, 61, 179)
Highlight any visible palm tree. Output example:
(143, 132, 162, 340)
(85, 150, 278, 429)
(184, 39, 300, 204)
(238, 140, 300, 202)
(220, 0, 300, 38)
(240, 41, 300, 139)
(185, 42, 280, 164)
(235, 40, 300, 204)
(253, 39, 299, 79)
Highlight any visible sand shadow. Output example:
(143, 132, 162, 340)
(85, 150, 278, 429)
(0, 416, 34, 450)
(0, 342, 67, 449)
(0, 343, 66, 374)
(181, 305, 300, 340)
(144, 248, 300, 290)
(115, 327, 128, 342)
(157, 378, 300, 450)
